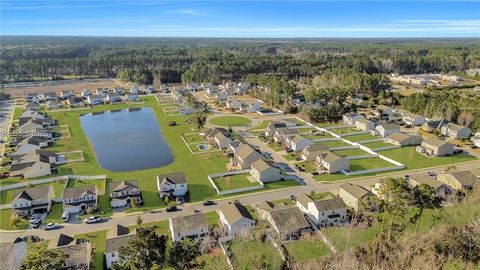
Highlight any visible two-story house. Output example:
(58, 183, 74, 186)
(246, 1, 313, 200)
(156, 172, 188, 198)
(11, 186, 55, 217)
(296, 195, 347, 227)
(62, 185, 99, 214)
(232, 144, 262, 169)
(109, 180, 142, 208)
(169, 213, 209, 243)
(104, 225, 136, 269)
(217, 202, 255, 240)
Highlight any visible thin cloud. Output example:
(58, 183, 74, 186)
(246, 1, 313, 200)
(169, 9, 207, 16)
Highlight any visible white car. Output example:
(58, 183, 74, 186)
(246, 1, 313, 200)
(44, 223, 59, 231)
(84, 216, 101, 224)
(29, 214, 40, 224)
(61, 211, 70, 222)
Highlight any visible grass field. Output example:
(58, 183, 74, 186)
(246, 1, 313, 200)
(75, 230, 107, 270)
(249, 120, 270, 131)
(0, 208, 30, 230)
(284, 239, 331, 262)
(333, 148, 370, 157)
(349, 157, 395, 171)
(361, 141, 393, 149)
(303, 132, 335, 140)
(209, 116, 251, 127)
(211, 173, 260, 191)
(229, 240, 284, 270)
(329, 127, 359, 134)
(321, 140, 351, 148)
(343, 133, 379, 142)
(182, 133, 207, 144)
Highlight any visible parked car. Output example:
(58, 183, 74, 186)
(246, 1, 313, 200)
(0, 172, 9, 179)
(290, 195, 297, 201)
(166, 206, 178, 212)
(30, 214, 40, 224)
(203, 200, 215, 206)
(403, 175, 410, 180)
(44, 223, 59, 231)
(427, 171, 437, 177)
(61, 211, 70, 222)
(84, 216, 101, 224)
(31, 220, 42, 229)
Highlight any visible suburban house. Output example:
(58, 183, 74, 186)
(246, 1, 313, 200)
(316, 151, 350, 174)
(10, 186, 54, 217)
(178, 106, 194, 115)
(285, 135, 313, 152)
(213, 132, 232, 149)
(343, 113, 365, 126)
(156, 172, 188, 198)
(218, 202, 255, 239)
(250, 159, 282, 183)
(295, 195, 347, 227)
(338, 183, 372, 211)
(48, 234, 92, 270)
(113, 87, 126, 95)
(373, 124, 400, 138)
(67, 97, 86, 107)
(105, 225, 136, 269)
(232, 144, 262, 169)
(0, 238, 28, 270)
(355, 118, 375, 131)
(373, 105, 394, 117)
(416, 138, 455, 157)
(265, 120, 295, 137)
(256, 201, 310, 239)
(95, 88, 110, 97)
(301, 143, 329, 161)
(87, 95, 105, 105)
(46, 100, 64, 109)
(473, 132, 480, 148)
(130, 86, 141, 94)
(169, 213, 209, 243)
(19, 110, 47, 126)
(239, 102, 261, 113)
(43, 92, 59, 101)
(59, 90, 75, 99)
(62, 185, 99, 214)
(109, 180, 142, 208)
(18, 119, 45, 134)
(81, 89, 92, 98)
(206, 86, 220, 96)
(106, 94, 122, 104)
(408, 174, 451, 197)
(171, 90, 184, 104)
(385, 132, 423, 147)
(24, 102, 40, 111)
(204, 127, 228, 143)
(437, 169, 480, 190)
(403, 112, 425, 126)
(14, 136, 50, 155)
(440, 123, 472, 139)
(145, 85, 156, 94)
(216, 92, 229, 104)
(10, 151, 52, 178)
(125, 93, 140, 102)
(226, 99, 243, 110)
(273, 127, 299, 143)
(187, 83, 199, 92)
(421, 117, 449, 133)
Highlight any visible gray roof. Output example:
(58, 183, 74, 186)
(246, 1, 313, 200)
(62, 185, 97, 200)
(105, 235, 134, 254)
(157, 172, 187, 185)
(339, 183, 370, 199)
(296, 193, 313, 207)
(313, 198, 347, 212)
(235, 144, 261, 160)
(110, 180, 140, 193)
(13, 186, 52, 203)
(0, 241, 27, 270)
(449, 170, 480, 186)
(377, 123, 399, 130)
(410, 174, 445, 189)
(445, 123, 468, 132)
(323, 151, 345, 164)
(49, 234, 75, 249)
(305, 144, 329, 152)
(268, 205, 310, 233)
(422, 138, 450, 148)
(251, 159, 273, 173)
(170, 213, 208, 233)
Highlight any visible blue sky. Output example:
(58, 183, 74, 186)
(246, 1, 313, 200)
(1, 0, 479, 37)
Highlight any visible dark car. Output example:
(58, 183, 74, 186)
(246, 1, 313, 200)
(166, 206, 178, 212)
(203, 200, 215, 206)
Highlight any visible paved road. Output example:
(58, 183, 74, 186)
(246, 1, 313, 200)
(1, 158, 477, 243)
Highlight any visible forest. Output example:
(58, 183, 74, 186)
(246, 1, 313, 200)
(1, 37, 480, 84)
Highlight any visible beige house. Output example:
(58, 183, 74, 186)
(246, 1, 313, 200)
(109, 180, 142, 208)
(296, 194, 347, 227)
(256, 201, 310, 239)
(48, 234, 92, 270)
(421, 117, 449, 133)
(169, 213, 209, 243)
(105, 225, 136, 269)
(62, 185, 98, 214)
(416, 138, 455, 157)
(338, 183, 372, 211)
(273, 128, 298, 143)
(301, 144, 329, 161)
(11, 186, 55, 217)
(218, 202, 255, 239)
(408, 174, 451, 197)
(316, 151, 349, 174)
(403, 112, 425, 126)
(440, 123, 472, 139)
(374, 124, 400, 138)
(250, 159, 282, 183)
(355, 118, 375, 131)
(437, 169, 480, 190)
(233, 144, 262, 169)
(385, 132, 423, 146)
(213, 132, 232, 149)
(285, 135, 313, 152)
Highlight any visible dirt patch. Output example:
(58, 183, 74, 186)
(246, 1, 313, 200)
(3, 79, 134, 97)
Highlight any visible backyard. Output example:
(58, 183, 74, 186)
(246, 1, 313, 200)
(349, 157, 396, 171)
(209, 116, 252, 127)
(361, 141, 394, 149)
(211, 173, 260, 191)
(342, 133, 379, 142)
(284, 239, 331, 262)
(229, 240, 284, 270)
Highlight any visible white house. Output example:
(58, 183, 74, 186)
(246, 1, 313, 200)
(105, 225, 135, 269)
(157, 172, 188, 198)
(226, 99, 243, 110)
(81, 89, 92, 98)
(374, 124, 400, 138)
(109, 180, 142, 208)
(296, 195, 347, 227)
(286, 135, 313, 152)
(87, 95, 104, 105)
(316, 151, 350, 174)
(214, 132, 232, 149)
(342, 113, 365, 126)
(250, 159, 282, 183)
(11, 186, 54, 217)
(416, 138, 455, 157)
(301, 143, 329, 161)
(403, 112, 425, 126)
(169, 213, 209, 243)
(355, 118, 375, 131)
(338, 183, 372, 211)
(440, 123, 472, 139)
(62, 185, 98, 214)
(106, 94, 122, 104)
(218, 202, 255, 240)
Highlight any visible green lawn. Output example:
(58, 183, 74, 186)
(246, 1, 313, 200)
(342, 133, 379, 142)
(380, 147, 477, 170)
(333, 148, 369, 157)
(282, 152, 300, 161)
(44, 202, 64, 224)
(229, 240, 284, 270)
(199, 251, 231, 270)
(329, 127, 359, 134)
(1, 180, 66, 204)
(211, 173, 260, 191)
(267, 142, 285, 152)
(349, 157, 395, 171)
(296, 127, 315, 133)
(304, 133, 335, 140)
(249, 120, 270, 131)
(67, 178, 106, 194)
(209, 116, 252, 127)
(320, 140, 351, 148)
(75, 230, 107, 270)
(284, 240, 331, 262)
(323, 222, 384, 252)
(0, 208, 29, 230)
(361, 141, 393, 149)
(182, 133, 207, 144)
(12, 107, 22, 121)
(295, 161, 318, 173)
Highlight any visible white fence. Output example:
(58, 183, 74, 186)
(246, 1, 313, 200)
(208, 170, 265, 195)
(0, 175, 106, 193)
(339, 131, 370, 137)
(342, 165, 405, 176)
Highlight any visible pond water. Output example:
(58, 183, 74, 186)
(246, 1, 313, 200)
(80, 108, 173, 172)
